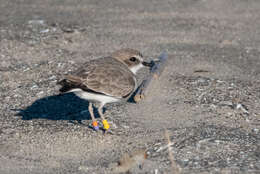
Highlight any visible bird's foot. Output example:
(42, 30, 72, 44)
(102, 119, 115, 135)
(92, 121, 99, 131)
(102, 119, 110, 130)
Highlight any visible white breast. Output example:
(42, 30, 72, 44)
(69, 89, 121, 105)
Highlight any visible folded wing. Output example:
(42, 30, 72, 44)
(58, 57, 136, 98)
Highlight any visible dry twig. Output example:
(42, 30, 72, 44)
(164, 129, 181, 174)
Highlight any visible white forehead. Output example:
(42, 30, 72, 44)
(135, 55, 143, 61)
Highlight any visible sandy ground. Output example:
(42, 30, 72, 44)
(1, 0, 260, 173)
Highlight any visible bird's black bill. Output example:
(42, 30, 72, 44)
(142, 61, 153, 67)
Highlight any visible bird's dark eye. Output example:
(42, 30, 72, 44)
(130, 57, 137, 62)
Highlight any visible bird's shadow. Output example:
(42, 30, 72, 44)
(16, 85, 138, 123)
(16, 93, 100, 122)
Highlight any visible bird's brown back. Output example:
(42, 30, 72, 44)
(58, 57, 136, 98)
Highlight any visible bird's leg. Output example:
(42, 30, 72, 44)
(98, 104, 110, 131)
(89, 102, 99, 131)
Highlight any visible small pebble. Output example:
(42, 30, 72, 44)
(78, 165, 89, 172)
(37, 91, 44, 96)
(31, 84, 38, 89)
(252, 128, 259, 133)
(28, 19, 45, 25)
(40, 28, 49, 33)
(48, 75, 56, 80)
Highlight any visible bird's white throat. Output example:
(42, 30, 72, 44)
(130, 63, 144, 74)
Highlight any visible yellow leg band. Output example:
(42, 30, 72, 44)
(102, 120, 110, 130)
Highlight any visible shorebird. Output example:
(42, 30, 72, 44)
(58, 48, 152, 131)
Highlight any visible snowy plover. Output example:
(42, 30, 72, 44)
(58, 48, 152, 131)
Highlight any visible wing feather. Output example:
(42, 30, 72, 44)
(58, 57, 136, 98)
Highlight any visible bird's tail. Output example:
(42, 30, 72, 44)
(57, 75, 82, 93)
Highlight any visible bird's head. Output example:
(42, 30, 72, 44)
(111, 48, 152, 74)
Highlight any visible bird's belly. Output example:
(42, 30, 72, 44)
(69, 89, 120, 104)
